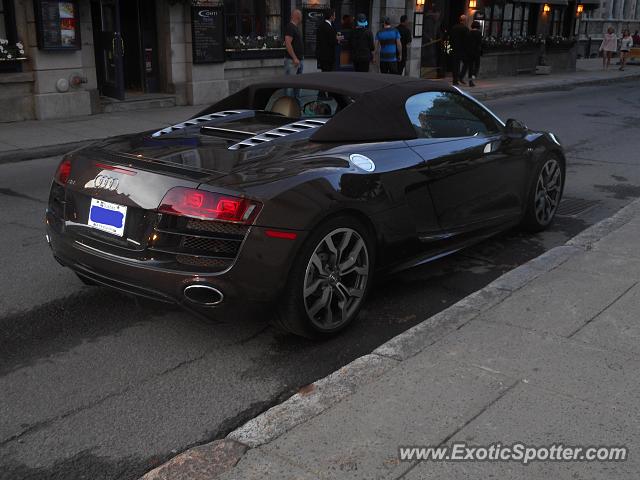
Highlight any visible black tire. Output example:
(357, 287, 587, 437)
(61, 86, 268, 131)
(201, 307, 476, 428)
(520, 154, 565, 232)
(272, 215, 375, 339)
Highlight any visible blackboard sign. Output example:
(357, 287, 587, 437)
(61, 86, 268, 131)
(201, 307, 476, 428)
(191, 5, 225, 64)
(34, 0, 81, 50)
(302, 7, 324, 58)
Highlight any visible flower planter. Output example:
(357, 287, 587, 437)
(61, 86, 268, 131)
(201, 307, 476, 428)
(225, 48, 286, 60)
(479, 48, 540, 77)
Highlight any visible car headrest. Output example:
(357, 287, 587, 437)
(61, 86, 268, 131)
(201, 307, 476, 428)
(271, 96, 301, 118)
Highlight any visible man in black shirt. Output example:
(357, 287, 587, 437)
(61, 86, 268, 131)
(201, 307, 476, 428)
(396, 15, 412, 75)
(284, 9, 304, 76)
(351, 13, 374, 72)
(449, 14, 469, 86)
(316, 9, 338, 72)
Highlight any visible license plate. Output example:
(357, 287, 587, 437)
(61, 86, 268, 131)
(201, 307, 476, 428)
(88, 198, 127, 237)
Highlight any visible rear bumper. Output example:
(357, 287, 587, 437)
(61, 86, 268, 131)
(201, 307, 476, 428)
(46, 220, 307, 310)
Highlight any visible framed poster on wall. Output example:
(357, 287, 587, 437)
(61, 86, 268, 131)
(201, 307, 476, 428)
(34, 0, 81, 50)
(191, 4, 225, 63)
(302, 7, 325, 58)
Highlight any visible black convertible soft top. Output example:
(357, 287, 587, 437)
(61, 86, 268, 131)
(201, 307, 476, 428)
(201, 73, 456, 143)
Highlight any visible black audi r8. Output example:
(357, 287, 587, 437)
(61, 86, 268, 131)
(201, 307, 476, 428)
(46, 73, 565, 338)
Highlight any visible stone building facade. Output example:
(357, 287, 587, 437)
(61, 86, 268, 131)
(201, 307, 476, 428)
(0, 0, 421, 122)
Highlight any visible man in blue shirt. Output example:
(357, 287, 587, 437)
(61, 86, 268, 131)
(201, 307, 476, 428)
(374, 17, 402, 74)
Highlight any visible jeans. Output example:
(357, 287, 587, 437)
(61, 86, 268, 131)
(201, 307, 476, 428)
(284, 57, 303, 98)
(284, 57, 303, 75)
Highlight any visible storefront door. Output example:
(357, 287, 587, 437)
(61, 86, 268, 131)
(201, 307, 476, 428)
(91, 0, 159, 100)
(92, 0, 125, 100)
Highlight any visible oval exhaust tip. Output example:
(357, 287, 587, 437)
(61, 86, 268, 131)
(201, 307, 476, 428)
(183, 285, 224, 306)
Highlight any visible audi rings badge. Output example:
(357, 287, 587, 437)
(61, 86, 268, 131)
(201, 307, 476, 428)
(94, 175, 119, 191)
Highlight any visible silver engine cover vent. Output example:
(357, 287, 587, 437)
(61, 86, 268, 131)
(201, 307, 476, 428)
(228, 118, 330, 150)
(151, 110, 249, 138)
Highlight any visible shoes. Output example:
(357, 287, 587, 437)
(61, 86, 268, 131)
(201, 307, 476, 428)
(469, 80, 475, 87)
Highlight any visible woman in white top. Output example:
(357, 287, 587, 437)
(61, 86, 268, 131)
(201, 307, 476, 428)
(599, 27, 618, 70)
(619, 29, 633, 70)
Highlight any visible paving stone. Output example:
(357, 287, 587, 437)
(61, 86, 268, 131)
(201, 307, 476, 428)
(573, 282, 640, 355)
(477, 266, 635, 337)
(259, 359, 515, 480)
(217, 448, 317, 480)
(404, 383, 639, 479)
(420, 320, 640, 408)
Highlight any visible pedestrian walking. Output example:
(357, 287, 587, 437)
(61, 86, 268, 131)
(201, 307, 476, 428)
(351, 13, 375, 72)
(316, 9, 338, 72)
(599, 27, 617, 70)
(449, 15, 469, 85)
(465, 20, 483, 87)
(396, 15, 412, 75)
(374, 17, 402, 74)
(619, 29, 633, 70)
(284, 9, 304, 76)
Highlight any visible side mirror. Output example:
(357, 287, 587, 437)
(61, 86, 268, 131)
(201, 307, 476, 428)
(504, 118, 528, 138)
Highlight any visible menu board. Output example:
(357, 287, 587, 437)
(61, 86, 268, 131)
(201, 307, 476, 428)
(302, 7, 324, 58)
(191, 5, 225, 64)
(34, 0, 81, 50)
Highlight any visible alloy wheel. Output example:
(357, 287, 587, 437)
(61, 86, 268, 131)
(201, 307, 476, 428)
(303, 227, 370, 331)
(534, 158, 562, 225)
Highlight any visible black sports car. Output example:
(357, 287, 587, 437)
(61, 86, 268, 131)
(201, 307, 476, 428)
(46, 73, 565, 338)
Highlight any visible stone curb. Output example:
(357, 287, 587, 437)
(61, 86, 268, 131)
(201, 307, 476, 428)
(136, 167, 640, 480)
(141, 439, 248, 480)
(3, 72, 640, 165)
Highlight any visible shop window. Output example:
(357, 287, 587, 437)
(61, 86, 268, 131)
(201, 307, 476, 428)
(0, 0, 22, 73)
(484, 3, 531, 38)
(405, 92, 500, 139)
(1, 0, 15, 43)
(224, 0, 283, 40)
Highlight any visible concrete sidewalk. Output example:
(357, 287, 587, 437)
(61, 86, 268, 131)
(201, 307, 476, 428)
(1, 58, 639, 164)
(142, 198, 640, 480)
(464, 56, 640, 100)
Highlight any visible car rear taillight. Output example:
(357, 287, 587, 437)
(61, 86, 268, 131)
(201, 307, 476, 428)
(158, 187, 261, 224)
(54, 158, 72, 185)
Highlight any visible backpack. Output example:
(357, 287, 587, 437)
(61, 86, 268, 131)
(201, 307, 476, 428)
(351, 28, 374, 61)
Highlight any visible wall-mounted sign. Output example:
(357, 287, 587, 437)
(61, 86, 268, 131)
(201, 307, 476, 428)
(191, 5, 225, 63)
(34, 0, 81, 50)
(303, 7, 325, 58)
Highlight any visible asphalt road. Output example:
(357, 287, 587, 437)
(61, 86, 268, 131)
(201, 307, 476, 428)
(2, 83, 640, 480)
